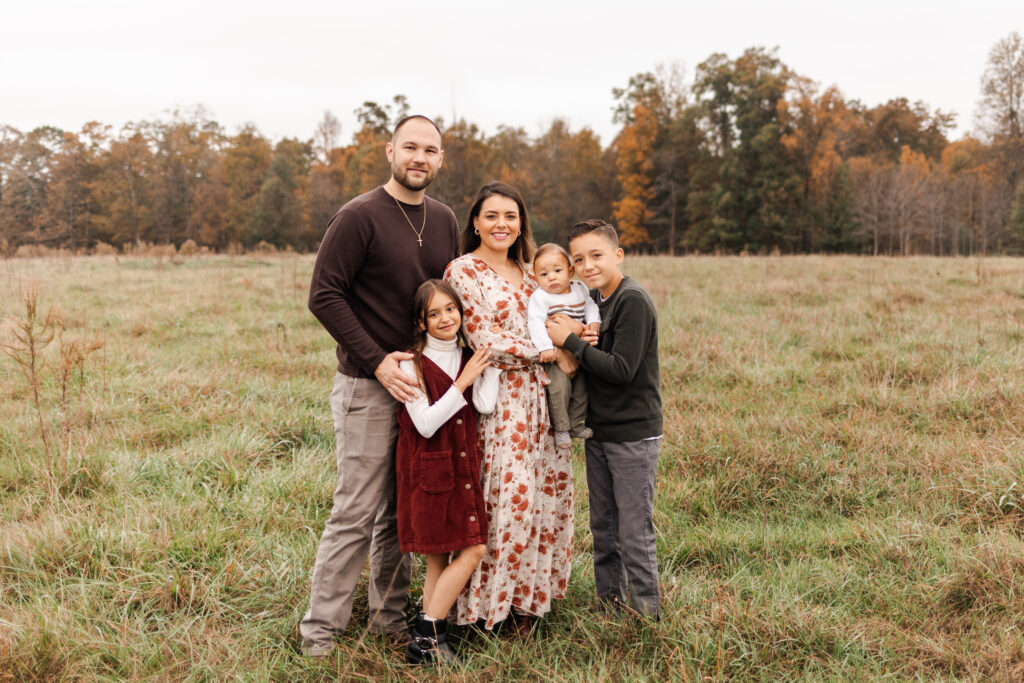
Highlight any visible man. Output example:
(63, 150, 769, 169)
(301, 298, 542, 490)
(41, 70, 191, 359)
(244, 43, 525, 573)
(300, 115, 459, 657)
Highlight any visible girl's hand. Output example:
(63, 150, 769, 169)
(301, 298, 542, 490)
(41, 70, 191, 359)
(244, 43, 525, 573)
(455, 345, 492, 392)
(538, 349, 558, 363)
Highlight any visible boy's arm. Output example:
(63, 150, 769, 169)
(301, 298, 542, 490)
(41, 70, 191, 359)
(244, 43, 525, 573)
(561, 291, 654, 385)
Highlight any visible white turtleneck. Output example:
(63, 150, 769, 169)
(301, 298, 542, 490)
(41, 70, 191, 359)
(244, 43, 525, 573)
(398, 334, 501, 439)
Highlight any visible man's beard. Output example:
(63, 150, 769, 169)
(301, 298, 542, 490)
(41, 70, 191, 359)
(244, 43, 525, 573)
(392, 164, 436, 192)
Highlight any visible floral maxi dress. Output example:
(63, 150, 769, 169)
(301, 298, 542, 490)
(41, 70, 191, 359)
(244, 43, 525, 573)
(444, 254, 574, 628)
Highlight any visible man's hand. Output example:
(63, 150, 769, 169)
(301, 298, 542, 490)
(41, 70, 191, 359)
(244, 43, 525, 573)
(538, 348, 558, 363)
(375, 351, 419, 401)
(582, 322, 600, 347)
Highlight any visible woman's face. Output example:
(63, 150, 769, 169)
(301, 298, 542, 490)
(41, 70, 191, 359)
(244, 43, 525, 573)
(473, 195, 521, 256)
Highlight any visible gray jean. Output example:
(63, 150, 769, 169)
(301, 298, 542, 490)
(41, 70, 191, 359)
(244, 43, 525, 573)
(585, 438, 660, 616)
(299, 373, 412, 649)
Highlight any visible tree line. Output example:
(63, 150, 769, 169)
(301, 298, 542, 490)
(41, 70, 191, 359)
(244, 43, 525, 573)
(1, 34, 1022, 256)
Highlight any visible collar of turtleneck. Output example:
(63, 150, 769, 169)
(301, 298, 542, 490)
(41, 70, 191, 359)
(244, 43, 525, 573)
(425, 333, 458, 352)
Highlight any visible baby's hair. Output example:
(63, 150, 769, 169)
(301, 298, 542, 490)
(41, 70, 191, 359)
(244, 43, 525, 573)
(533, 243, 572, 269)
(408, 279, 466, 386)
(568, 219, 619, 249)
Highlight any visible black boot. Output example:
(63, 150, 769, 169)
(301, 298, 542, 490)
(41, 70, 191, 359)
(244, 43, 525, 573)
(405, 613, 459, 666)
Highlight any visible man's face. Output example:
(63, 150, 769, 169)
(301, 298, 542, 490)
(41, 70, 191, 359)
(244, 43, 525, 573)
(386, 119, 443, 192)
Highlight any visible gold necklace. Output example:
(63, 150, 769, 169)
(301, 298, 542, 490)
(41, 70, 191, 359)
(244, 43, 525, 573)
(392, 195, 427, 247)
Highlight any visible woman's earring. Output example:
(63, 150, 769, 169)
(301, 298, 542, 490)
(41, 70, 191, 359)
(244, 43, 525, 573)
(474, 228, 479, 235)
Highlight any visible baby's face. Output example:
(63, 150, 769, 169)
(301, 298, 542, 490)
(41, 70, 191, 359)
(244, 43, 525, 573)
(534, 252, 573, 295)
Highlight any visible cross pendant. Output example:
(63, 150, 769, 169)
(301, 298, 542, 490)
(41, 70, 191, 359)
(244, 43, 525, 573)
(417, 238, 423, 247)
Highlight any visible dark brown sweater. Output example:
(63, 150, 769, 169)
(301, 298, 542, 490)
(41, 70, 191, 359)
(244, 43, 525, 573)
(308, 186, 459, 378)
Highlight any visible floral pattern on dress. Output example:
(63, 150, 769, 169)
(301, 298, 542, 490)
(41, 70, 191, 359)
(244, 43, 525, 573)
(444, 254, 574, 628)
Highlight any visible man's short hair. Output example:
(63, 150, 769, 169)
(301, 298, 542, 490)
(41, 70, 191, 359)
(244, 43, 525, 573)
(568, 219, 619, 249)
(392, 115, 442, 142)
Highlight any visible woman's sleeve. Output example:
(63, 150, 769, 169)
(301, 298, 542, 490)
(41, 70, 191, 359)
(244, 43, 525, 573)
(471, 366, 502, 415)
(399, 359, 467, 438)
(444, 260, 538, 364)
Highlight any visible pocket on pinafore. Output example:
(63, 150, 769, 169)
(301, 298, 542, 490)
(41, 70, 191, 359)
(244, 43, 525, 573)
(417, 450, 455, 493)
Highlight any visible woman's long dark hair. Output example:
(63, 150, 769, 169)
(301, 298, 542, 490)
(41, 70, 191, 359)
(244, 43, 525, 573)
(407, 279, 467, 388)
(459, 182, 536, 266)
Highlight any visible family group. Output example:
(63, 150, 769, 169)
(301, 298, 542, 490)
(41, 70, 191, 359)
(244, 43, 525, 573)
(297, 115, 663, 667)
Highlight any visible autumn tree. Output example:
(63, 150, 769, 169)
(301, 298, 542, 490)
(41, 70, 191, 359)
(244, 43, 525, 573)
(613, 64, 694, 253)
(249, 138, 311, 248)
(150, 107, 223, 245)
(612, 104, 657, 247)
(977, 31, 1024, 238)
(42, 122, 108, 249)
(693, 47, 803, 252)
(92, 124, 155, 247)
(429, 118, 491, 222)
(0, 126, 61, 249)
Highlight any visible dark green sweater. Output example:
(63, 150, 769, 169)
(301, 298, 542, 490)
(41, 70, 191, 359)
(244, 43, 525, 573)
(562, 276, 662, 442)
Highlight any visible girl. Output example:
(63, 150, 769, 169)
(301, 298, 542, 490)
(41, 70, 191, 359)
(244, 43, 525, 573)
(396, 279, 499, 665)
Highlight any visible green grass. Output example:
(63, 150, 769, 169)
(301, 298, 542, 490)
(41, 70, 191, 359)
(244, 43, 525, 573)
(3, 253, 1024, 680)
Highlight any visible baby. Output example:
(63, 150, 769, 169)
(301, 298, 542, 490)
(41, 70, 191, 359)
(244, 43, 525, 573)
(527, 243, 600, 449)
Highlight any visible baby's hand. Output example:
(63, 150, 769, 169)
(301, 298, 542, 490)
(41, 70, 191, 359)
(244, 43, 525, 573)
(538, 349, 558, 363)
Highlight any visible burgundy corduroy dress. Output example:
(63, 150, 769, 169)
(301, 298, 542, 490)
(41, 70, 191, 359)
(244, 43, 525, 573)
(396, 350, 489, 555)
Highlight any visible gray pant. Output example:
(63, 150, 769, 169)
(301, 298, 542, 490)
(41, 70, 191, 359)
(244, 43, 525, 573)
(585, 438, 660, 616)
(544, 362, 588, 433)
(300, 373, 412, 649)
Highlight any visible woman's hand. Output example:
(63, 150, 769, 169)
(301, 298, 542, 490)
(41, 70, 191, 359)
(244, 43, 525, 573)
(455, 345, 492, 392)
(554, 348, 579, 378)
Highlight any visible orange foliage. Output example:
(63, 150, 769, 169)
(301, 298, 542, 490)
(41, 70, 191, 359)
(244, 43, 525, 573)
(612, 104, 657, 246)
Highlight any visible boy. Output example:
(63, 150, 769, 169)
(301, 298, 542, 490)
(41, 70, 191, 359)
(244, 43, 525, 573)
(544, 219, 662, 618)
(527, 243, 601, 449)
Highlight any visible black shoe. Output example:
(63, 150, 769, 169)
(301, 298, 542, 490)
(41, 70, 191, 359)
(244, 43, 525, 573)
(405, 614, 459, 666)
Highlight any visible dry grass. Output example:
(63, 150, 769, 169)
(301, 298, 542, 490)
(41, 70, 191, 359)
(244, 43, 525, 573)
(3, 253, 1024, 680)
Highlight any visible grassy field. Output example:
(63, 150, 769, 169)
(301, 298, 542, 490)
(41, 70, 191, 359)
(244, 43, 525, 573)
(3, 253, 1024, 681)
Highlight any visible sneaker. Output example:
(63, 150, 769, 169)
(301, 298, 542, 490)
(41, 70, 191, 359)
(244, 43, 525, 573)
(570, 426, 593, 440)
(554, 431, 571, 449)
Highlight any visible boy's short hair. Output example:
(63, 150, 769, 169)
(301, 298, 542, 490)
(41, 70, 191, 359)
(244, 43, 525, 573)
(568, 219, 619, 249)
(533, 242, 572, 268)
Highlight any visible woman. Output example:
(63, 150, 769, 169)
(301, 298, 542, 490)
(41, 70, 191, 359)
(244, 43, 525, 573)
(444, 182, 574, 634)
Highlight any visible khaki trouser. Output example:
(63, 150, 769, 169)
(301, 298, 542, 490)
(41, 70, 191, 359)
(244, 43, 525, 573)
(544, 361, 588, 433)
(300, 373, 412, 649)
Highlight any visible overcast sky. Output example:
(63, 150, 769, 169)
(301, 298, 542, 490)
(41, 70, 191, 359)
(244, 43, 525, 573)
(2, 0, 1019, 147)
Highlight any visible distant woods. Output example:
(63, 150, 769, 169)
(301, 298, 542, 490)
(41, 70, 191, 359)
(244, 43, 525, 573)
(1, 35, 1023, 256)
